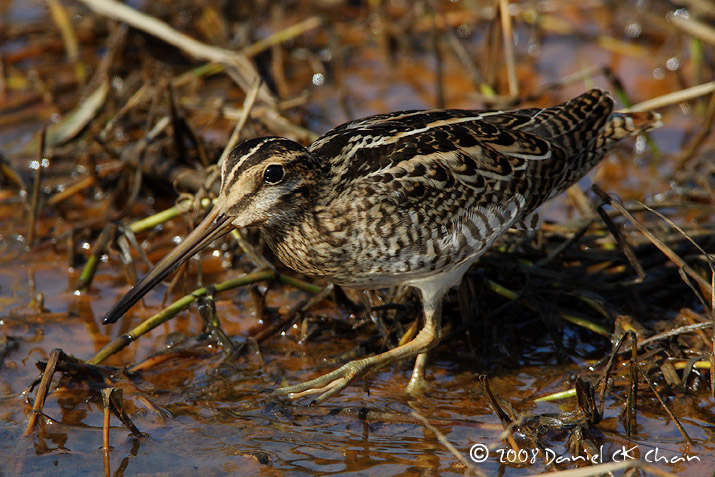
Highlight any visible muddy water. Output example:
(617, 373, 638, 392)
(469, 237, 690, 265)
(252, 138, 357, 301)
(2, 0, 715, 475)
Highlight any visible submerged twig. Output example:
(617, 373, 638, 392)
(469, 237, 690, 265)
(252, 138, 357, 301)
(26, 126, 47, 247)
(75, 223, 117, 291)
(102, 388, 111, 475)
(23, 349, 63, 436)
(597, 331, 637, 417)
(103, 387, 143, 437)
(634, 361, 694, 446)
(411, 411, 483, 476)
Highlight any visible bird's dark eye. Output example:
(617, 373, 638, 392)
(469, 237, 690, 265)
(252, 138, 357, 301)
(263, 164, 285, 184)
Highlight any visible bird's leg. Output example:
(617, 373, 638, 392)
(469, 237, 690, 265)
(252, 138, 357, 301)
(406, 353, 429, 394)
(406, 296, 442, 395)
(272, 287, 443, 404)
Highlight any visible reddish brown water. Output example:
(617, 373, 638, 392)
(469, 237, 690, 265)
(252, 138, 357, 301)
(1, 0, 714, 475)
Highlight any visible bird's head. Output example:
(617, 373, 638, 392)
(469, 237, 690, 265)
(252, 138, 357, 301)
(218, 137, 322, 228)
(101, 136, 321, 325)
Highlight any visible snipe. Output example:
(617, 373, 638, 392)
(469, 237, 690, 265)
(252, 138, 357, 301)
(103, 89, 660, 403)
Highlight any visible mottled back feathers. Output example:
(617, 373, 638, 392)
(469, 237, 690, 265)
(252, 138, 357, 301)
(223, 89, 660, 288)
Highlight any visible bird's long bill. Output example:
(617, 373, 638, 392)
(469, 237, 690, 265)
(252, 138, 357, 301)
(102, 206, 233, 324)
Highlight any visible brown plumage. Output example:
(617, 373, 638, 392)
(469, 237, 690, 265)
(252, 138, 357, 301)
(103, 89, 660, 403)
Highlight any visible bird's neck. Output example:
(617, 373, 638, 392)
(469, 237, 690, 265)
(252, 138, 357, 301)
(260, 205, 343, 280)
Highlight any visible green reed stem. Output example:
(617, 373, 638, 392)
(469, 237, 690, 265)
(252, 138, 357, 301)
(89, 269, 321, 365)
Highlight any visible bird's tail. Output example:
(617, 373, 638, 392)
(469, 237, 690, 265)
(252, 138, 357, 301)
(547, 95, 662, 198)
(569, 108, 662, 182)
(598, 109, 662, 147)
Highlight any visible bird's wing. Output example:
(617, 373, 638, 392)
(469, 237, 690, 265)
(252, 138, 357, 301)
(307, 90, 657, 283)
(312, 111, 558, 187)
(311, 114, 565, 272)
(312, 91, 617, 267)
(310, 89, 615, 210)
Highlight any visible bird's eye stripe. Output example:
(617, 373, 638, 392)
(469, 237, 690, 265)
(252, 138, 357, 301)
(224, 138, 290, 189)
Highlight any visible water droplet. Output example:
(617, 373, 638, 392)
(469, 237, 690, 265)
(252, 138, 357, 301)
(635, 135, 646, 154)
(457, 24, 472, 38)
(653, 67, 665, 79)
(625, 22, 641, 38)
(666, 57, 680, 71)
(111, 76, 124, 92)
(178, 9, 192, 24)
(368, 13, 383, 35)
(319, 49, 332, 62)
(528, 42, 541, 57)
(312, 73, 325, 86)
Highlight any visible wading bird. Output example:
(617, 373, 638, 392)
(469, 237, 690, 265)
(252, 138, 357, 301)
(103, 89, 659, 403)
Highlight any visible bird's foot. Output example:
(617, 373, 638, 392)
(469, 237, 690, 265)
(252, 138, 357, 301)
(272, 356, 377, 404)
(272, 324, 439, 404)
